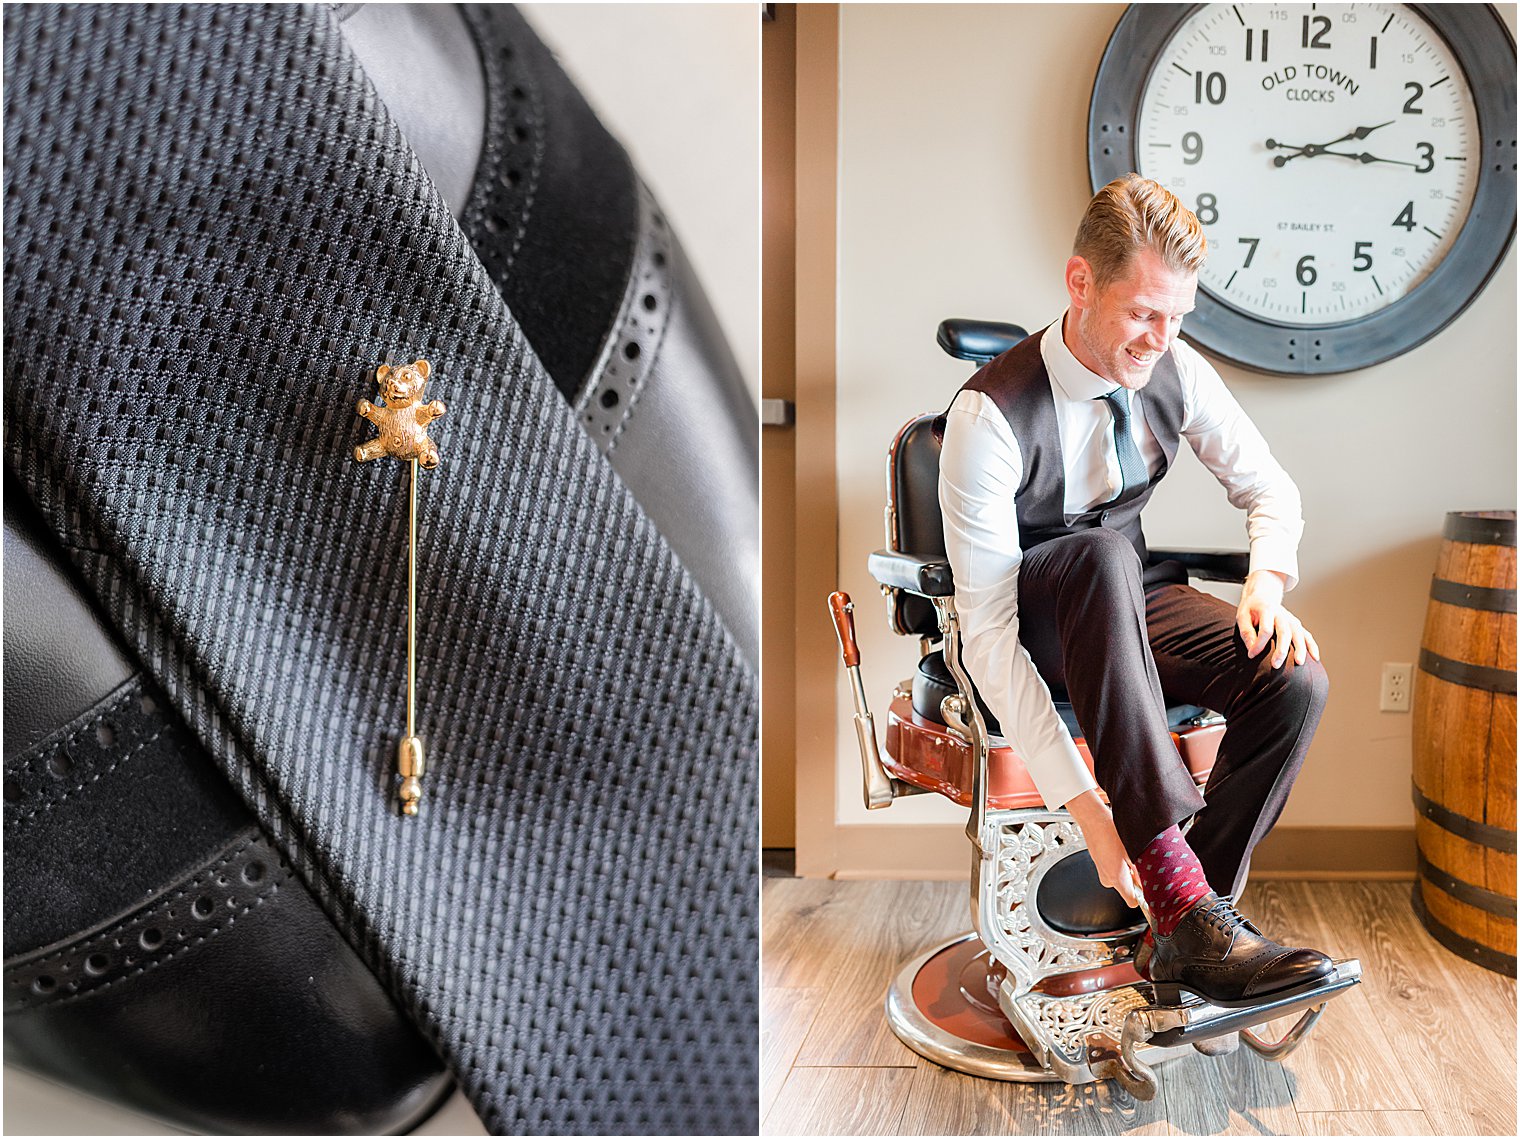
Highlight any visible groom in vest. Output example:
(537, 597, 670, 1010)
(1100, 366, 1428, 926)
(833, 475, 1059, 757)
(939, 174, 1333, 1002)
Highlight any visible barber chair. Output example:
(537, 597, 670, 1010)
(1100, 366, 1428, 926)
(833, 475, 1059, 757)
(827, 319, 1361, 1099)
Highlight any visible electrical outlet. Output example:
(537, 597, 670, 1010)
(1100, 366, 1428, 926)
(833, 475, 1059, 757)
(1380, 663, 1413, 712)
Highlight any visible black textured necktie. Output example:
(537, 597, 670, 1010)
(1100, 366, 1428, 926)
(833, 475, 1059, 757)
(1099, 388, 1149, 506)
(3, 6, 756, 1133)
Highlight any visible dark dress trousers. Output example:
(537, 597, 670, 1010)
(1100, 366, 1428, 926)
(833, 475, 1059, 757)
(957, 331, 1328, 897)
(3, 5, 757, 1134)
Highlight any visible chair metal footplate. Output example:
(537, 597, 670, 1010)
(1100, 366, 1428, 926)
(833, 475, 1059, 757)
(1001, 960, 1361, 1099)
(1139, 959, 1361, 1051)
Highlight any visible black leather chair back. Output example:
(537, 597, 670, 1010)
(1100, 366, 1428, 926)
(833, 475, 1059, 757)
(886, 321, 1028, 639)
(886, 414, 948, 638)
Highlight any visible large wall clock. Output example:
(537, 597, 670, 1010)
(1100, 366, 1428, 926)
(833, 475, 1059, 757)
(1089, 4, 1516, 375)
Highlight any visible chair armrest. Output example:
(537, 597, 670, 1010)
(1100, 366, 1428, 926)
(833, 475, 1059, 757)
(1149, 548, 1251, 584)
(868, 550, 955, 597)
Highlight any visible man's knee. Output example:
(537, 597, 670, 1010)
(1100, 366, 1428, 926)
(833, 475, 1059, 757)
(1050, 527, 1142, 579)
(1254, 653, 1329, 723)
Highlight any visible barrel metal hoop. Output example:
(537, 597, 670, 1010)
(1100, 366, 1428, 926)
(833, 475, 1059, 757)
(1411, 781, 1518, 853)
(1417, 648, 1517, 695)
(1415, 850, 1517, 917)
(1411, 883, 1517, 978)
(1443, 513, 1517, 547)
(1429, 577, 1517, 614)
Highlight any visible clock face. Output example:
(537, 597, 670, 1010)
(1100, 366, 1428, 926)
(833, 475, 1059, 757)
(1135, 4, 1479, 326)
(1089, 3, 1517, 375)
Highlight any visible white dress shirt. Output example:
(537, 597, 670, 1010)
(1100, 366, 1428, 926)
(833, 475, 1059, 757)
(938, 314, 1304, 811)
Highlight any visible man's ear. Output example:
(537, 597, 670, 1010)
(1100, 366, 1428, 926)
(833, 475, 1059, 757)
(413, 359, 430, 380)
(1065, 255, 1095, 313)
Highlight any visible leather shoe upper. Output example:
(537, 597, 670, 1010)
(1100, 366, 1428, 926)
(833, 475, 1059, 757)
(1143, 893, 1334, 1004)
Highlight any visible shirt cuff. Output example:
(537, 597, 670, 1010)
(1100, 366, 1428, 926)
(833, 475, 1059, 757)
(1248, 539, 1299, 591)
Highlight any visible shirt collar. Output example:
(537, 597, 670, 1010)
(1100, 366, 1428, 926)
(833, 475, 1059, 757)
(1041, 311, 1124, 402)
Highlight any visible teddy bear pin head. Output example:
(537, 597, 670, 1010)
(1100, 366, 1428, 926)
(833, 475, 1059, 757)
(354, 358, 446, 469)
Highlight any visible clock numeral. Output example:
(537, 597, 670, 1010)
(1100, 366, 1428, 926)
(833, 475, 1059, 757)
(1302, 14, 1331, 49)
(1415, 142, 1435, 174)
(1295, 255, 1318, 287)
(1194, 71, 1227, 105)
(1369, 35, 1378, 69)
(1195, 193, 1219, 225)
(1353, 242, 1374, 272)
(1403, 82, 1424, 114)
(1182, 132, 1204, 165)
(1392, 203, 1417, 232)
(1238, 236, 1260, 268)
(1245, 27, 1270, 62)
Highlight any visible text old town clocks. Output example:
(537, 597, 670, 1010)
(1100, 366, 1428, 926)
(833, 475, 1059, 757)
(1090, 4, 1516, 374)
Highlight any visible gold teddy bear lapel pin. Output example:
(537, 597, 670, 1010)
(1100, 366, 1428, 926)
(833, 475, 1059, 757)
(354, 359, 446, 816)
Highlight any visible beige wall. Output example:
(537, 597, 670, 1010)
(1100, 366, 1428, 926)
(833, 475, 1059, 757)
(522, 4, 759, 396)
(828, 4, 1518, 850)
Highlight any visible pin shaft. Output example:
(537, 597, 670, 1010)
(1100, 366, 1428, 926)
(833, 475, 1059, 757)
(407, 457, 417, 740)
(397, 457, 425, 817)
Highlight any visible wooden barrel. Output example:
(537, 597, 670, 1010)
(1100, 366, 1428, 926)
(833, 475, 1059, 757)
(1411, 511, 1516, 976)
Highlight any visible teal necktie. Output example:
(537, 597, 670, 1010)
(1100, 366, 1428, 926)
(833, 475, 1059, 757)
(1100, 388, 1149, 506)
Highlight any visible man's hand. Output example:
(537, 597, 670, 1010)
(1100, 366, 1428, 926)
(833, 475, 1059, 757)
(1237, 569, 1320, 669)
(1064, 790, 1141, 908)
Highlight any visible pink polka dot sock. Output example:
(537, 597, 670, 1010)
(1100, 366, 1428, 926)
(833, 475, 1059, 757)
(1134, 824, 1213, 937)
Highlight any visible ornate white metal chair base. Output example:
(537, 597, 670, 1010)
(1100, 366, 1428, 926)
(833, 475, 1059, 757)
(887, 933, 1362, 1098)
(884, 933, 1192, 1084)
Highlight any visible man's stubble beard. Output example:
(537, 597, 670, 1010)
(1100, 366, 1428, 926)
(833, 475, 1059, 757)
(1076, 304, 1156, 392)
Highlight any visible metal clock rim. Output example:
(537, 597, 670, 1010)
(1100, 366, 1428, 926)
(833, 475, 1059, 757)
(1088, 2, 1517, 376)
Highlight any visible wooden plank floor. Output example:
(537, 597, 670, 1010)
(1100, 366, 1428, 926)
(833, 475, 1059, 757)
(762, 879, 1516, 1136)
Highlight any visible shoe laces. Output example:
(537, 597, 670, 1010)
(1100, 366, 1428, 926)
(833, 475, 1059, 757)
(1197, 896, 1251, 935)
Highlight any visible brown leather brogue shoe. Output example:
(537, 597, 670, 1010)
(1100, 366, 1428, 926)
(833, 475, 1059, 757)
(1142, 893, 1334, 1007)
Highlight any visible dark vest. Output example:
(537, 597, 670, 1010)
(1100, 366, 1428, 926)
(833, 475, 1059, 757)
(951, 327, 1186, 566)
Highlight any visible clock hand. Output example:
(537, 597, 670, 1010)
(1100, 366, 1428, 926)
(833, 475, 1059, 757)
(1318, 121, 1398, 148)
(1320, 149, 1420, 167)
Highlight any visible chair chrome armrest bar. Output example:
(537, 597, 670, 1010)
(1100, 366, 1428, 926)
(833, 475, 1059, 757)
(1147, 548, 1250, 584)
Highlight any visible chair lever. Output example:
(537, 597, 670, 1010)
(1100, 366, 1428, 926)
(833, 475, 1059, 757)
(828, 591, 896, 809)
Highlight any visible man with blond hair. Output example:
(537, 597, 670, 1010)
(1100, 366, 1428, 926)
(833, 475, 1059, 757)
(939, 173, 1332, 1003)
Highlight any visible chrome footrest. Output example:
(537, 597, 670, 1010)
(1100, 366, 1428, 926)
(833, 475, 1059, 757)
(1138, 958, 1362, 1050)
(1000, 959, 1362, 1098)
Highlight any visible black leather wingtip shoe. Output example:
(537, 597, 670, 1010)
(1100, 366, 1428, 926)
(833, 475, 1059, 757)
(1140, 893, 1334, 1007)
